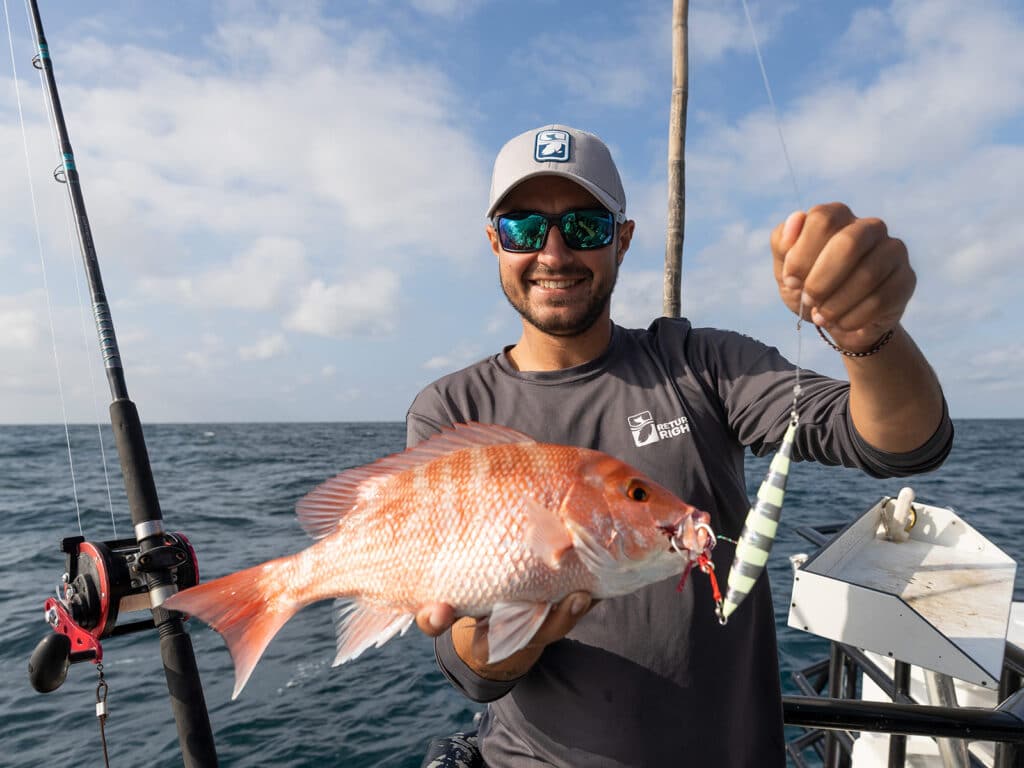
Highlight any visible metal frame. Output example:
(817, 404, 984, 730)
(783, 524, 1024, 768)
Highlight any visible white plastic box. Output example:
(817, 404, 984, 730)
(788, 496, 1017, 688)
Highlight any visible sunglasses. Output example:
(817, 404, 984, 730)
(493, 209, 618, 253)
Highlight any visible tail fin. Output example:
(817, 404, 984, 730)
(163, 560, 300, 699)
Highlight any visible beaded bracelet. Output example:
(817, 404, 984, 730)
(815, 326, 895, 358)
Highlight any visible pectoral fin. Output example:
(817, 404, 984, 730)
(522, 496, 573, 569)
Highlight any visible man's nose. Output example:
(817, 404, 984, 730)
(536, 226, 575, 268)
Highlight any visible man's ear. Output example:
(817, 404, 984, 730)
(616, 219, 635, 265)
(486, 224, 502, 258)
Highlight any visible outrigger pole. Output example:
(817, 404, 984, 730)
(25, 1, 218, 764)
(663, 0, 688, 318)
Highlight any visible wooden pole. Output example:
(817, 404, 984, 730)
(663, 0, 688, 318)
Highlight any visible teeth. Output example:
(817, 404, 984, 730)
(536, 279, 579, 289)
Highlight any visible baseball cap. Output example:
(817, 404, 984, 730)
(487, 125, 626, 221)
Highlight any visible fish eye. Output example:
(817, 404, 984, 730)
(626, 480, 649, 502)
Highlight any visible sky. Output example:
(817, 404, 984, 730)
(1, 0, 1021, 424)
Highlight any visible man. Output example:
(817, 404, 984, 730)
(406, 125, 952, 766)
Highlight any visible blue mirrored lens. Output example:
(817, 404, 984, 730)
(561, 210, 614, 249)
(496, 209, 615, 252)
(497, 214, 548, 252)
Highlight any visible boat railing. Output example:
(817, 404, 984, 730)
(783, 524, 1024, 768)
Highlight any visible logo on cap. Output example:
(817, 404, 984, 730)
(534, 130, 570, 163)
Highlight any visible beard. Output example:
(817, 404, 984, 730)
(500, 261, 619, 337)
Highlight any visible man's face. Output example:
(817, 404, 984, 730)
(488, 176, 633, 337)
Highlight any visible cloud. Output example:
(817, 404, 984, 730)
(622, 173, 670, 257)
(182, 333, 227, 370)
(690, 0, 795, 63)
(686, 222, 776, 314)
(1, 5, 493, 422)
(692, 0, 1024, 196)
(409, 0, 484, 17)
(612, 270, 664, 330)
(0, 296, 40, 349)
(485, 300, 515, 335)
(835, 6, 902, 64)
(3, 0, 1021, 422)
(40, 13, 489, 278)
(930, 147, 1024, 285)
(285, 270, 400, 337)
(613, 220, 777, 330)
(961, 343, 1024, 393)
(422, 341, 482, 371)
(520, 12, 663, 111)
(674, 0, 1024, 403)
(238, 332, 287, 361)
(0, 290, 137, 421)
(520, 1, 795, 111)
(139, 236, 308, 310)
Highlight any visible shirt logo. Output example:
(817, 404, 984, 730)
(628, 410, 691, 448)
(628, 411, 660, 446)
(535, 130, 570, 162)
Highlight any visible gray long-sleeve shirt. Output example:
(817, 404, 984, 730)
(407, 318, 953, 767)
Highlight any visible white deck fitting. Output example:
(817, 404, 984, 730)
(789, 496, 1017, 688)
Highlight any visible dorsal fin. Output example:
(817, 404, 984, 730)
(296, 422, 535, 539)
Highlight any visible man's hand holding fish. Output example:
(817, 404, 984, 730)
(416, 591, 592, 681)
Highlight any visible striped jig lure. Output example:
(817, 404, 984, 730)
(717, 415, 798, 624)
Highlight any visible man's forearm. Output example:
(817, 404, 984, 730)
(845, 325, 946, 453)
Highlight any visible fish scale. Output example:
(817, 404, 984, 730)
(164, 423, 711, 699)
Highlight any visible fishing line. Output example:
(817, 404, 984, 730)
(20, 0, 118, 538)
(740, 0, 804, 210)
(4, 0, 83, 536)
(33, 15, 119, 538)
(13, 0, 117, 537)
(58, 173, 119, 538)
(739, 0, 807, 417)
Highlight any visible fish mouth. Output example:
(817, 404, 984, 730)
(661, 510, 714, 555)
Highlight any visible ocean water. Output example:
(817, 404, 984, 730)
(1, 419, 1021, 767)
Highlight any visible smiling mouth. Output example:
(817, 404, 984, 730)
(532, 278, 584, 289)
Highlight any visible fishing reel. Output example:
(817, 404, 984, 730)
(28, 532, 199, 693)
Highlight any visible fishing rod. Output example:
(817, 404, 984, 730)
(21, 1, 218, 765)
